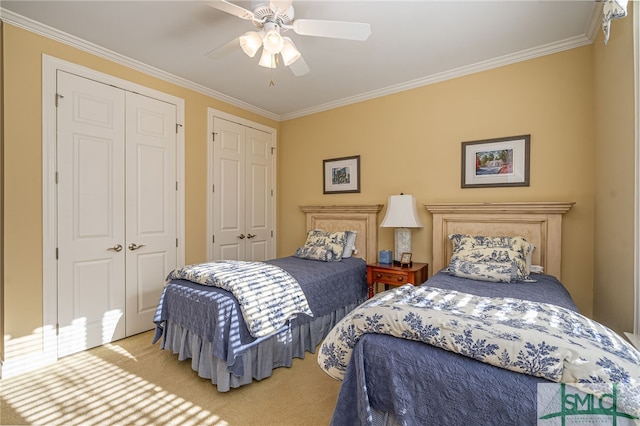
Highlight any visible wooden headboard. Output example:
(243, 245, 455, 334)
(425, 202, 574, 279)
(300, 205, 383, 264)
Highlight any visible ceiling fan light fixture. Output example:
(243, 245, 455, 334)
(262, 28, 284, 54)
(239, 31, 263, 57)
(258, 50, 277, 68)
(280, 37, 301, 66)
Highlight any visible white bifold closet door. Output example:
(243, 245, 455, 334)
(56, 71, 176, 357)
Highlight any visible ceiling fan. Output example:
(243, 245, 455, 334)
(205, 0, 372, 76)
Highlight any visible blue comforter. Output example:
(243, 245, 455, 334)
(153, 256, 367, 377)
(330, 271, 581, 426)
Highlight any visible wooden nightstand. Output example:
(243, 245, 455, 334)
(366, 262, 429, 298)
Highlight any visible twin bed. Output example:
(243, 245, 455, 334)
(319, 202, 640, 425)
(152, 204, 382, 391)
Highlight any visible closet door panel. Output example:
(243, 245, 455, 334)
(213, 118, 246, 260)
(56, 71, 126, 356)
(245, 127, 271, 262)
(125, 92, 177, 336)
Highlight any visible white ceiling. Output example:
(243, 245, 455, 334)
(1, 1, 601, 120)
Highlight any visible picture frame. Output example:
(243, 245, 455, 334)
(461, 135, 530, 188)
(323, 155, 361, 194)
(400, 252, 412, 266)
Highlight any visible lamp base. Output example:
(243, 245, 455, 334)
(394, 228, 412, 262)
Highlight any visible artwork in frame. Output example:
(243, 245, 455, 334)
(323, 155, 361, 194)
(461, 135, 530, 188)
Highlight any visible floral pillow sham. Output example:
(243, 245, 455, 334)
(448, 234, 535, 282)
(294, 229, 349, 261)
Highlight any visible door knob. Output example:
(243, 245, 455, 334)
(238, 234, 246, 239)
(247, 234, 256, 239)
(107, 244, 123, 252)
(128, 243, 146, 251)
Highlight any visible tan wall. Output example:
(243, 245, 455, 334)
(279, 46, 597, 318)
(1, 24, 278, 348)
(593, 7, 636, 334)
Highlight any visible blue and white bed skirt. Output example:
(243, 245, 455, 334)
(159, 301, 362, 392)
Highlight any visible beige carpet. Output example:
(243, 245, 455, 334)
(0, 331, 342, 426)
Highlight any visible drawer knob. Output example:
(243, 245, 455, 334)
(376, 273, 382, 279)
(397, 277, 404, 282)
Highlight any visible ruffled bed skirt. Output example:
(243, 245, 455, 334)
(159, 301, 363, 392)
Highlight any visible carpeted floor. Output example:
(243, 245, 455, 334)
(0, 331, 342, 425)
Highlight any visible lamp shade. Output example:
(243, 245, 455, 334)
(239, 31, 263, 57)
(380, 194, 423, 228)
(280, 37, 301, 66)
(262, 28, 284, 54)
(258, 50, 277, 68)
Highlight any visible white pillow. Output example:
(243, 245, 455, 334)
(342, 231, 357, 258)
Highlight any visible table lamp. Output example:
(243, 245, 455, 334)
(380, 194, 423, 264)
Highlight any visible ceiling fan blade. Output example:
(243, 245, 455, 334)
(290, 19, 371, 41)
(289, 55, 310, 76)
(205, 37, 239, 59)
(270, 0, 293, 14)
(204, 1, 257, 21)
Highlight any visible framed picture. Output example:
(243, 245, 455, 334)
(400, 252, 412, 266)
(461, 135, 530, 188)
(323, 155, 361, 194)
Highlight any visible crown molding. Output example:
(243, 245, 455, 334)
(280, 33, 594, 121)
(0, 8, 280, 121)
(281, 4, 601, 121)
(2, 6, 598, 123)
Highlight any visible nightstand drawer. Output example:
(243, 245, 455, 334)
(366, 262, 429, 298)
(372, 270, 408, 284)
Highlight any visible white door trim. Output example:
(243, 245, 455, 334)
(37, 55, 185, 371)
(206, 108, 277, 261)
